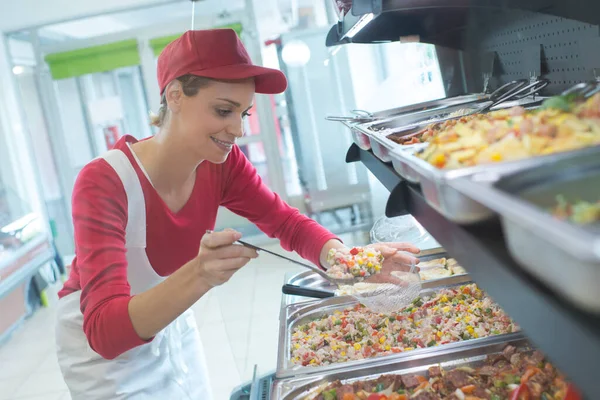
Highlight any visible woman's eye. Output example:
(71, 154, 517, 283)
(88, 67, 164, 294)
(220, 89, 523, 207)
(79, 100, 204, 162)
(217, 109, 232, 117)
(243, 112, 252, 118)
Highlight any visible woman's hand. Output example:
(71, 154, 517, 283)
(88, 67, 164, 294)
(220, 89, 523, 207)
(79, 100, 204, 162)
(364, 242, 421, 284)
(368, 242, 421, 272)
(196, 229, 258, 288)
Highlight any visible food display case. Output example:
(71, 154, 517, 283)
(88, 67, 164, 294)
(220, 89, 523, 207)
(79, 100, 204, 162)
(232, 1, 600, 399)
(0, 188, 54, 344)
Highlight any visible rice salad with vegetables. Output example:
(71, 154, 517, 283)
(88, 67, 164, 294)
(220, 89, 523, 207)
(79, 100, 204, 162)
(327, 247, 384, 279)
(291, 284, 517, 367)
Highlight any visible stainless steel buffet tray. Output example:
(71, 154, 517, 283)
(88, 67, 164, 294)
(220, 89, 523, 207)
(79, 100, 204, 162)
(328, 94, 489, 152)
(450, 146, 600, 313)
(390, 145, 600, 224)
(276, 282, 517, 379)
(273, 334, 527, 399)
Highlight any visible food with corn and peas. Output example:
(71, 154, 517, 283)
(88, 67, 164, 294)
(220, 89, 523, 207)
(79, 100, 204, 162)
(308, 345, 580, 400)
(326, 247, 384, 280)
(416, 93, 600, 169)
(291, 284, 517, 367)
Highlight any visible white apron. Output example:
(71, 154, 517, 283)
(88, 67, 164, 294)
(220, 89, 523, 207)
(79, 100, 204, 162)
(55, 149, 213, 400)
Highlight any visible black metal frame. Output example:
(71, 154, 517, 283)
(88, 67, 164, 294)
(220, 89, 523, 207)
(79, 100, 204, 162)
(347, 144, 600, 398)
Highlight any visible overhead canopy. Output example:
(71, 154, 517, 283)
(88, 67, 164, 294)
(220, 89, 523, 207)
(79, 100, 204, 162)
(44, 39, 140, 80)
(149, 22, 243, 57)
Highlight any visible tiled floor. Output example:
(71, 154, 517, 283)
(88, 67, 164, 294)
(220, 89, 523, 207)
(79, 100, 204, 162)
(0, 232, 369, 400)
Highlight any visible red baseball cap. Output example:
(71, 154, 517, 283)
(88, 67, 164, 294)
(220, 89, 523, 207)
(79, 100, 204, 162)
(157, 29, 287, 95)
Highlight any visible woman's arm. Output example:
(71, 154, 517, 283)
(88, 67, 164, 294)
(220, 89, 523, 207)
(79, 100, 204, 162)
(73, 162, 256, 358)
(221, 146, 340, 268)
(128, 230, 257, 340)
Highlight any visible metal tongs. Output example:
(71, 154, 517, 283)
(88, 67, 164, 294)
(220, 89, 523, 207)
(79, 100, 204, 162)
(204, 230, 359, 285)
(326, 109, 378, 124)
(561, 81, 600, 98)
(235, 239, 361, 285)
(474, 78, 549, 114)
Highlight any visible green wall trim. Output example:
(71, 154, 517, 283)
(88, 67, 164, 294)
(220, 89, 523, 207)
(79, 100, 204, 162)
(45, 39, 140, 80)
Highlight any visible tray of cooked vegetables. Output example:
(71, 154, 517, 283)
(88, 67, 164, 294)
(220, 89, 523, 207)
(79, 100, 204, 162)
(389, 88, 600, 224)
(277, 283, 521, 378)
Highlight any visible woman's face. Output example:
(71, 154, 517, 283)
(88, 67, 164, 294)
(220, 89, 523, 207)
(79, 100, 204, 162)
(169, 78, 255, 164)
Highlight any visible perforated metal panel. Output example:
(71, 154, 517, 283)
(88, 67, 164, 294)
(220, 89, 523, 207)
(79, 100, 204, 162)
(464, 10, 600, 94)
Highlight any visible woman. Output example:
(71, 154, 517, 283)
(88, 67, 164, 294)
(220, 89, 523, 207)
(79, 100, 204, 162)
(55, 29, 420, 400)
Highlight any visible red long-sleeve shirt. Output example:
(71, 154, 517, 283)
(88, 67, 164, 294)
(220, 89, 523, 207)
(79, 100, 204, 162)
(59, 135, 337, 359)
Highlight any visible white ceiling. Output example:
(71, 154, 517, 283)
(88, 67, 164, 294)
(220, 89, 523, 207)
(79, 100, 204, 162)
(39, 0, 246, 40)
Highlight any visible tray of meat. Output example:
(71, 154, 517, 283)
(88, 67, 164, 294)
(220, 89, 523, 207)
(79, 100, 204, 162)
(277, 283, 521, 379)
(391, 89, 600, 224)
(272, 336, 581, 400)
(449, 144, 600, 313)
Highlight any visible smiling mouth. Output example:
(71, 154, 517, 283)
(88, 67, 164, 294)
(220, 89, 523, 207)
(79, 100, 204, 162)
(210, 136, 234, 149)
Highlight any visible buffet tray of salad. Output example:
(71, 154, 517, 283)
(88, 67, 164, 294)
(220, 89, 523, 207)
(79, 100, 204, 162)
(449, 144, 600, 313)
(272, 335, 581, 400)
(276, 283, 522, 379)
(389, 90, 600, 224)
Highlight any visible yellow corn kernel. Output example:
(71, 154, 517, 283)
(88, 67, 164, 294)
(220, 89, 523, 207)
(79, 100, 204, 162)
(442, 306, 451, 313)
(491, 152, 503, 162)
(473, 332, 479, 339)
(379, 336, 386, 344)
(415, 321, 422, 327)
(367, 262, 373, 268)
(433, 306, 439, 311)
(385, 345, 391, 351)
(358, 259, 364, 266)
(354, 343, 361, 351)
(459, 300, 465, 305)
(294, 343, 300, 349)
(464, 315, 471, 323)
(367, 252, 375, 257)
(404, 347, 414, 351)
(341, 352, 346, 356)
(310, 359, 316, 364)
(467, 326, 474, 334)
(433, 154, 446, 167)
(441, 295, 449, 303)
(331, 345, 338, 351)
(437, 331, 442, 338)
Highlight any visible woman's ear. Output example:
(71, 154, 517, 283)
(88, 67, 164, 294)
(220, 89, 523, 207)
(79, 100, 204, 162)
(165, 80, 183, 114)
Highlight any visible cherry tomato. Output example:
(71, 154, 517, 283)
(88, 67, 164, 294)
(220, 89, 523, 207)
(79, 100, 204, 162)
(350, 248, 359, 256)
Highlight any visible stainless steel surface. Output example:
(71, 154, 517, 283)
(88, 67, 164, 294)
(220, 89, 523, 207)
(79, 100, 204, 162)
(450, 146, 600, 312)
(237, 239, 356, 286)
(389, 145, 425, 184)
(392, 145, 600, 224)
(276, 282, 512, 379)
(365, 94, 487, 119)
(363, 103, 481, 134)
(368, 134, 393, 162)
(273, 334, 527, 398)
(349, 124, 372, 151)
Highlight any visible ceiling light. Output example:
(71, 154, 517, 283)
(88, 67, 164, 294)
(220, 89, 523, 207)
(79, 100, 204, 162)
(282, 40, 311, 68)
(12, 66, 24, 75)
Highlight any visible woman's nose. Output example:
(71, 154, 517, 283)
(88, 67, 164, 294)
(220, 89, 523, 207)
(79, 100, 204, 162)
(228, 121, 245, 138)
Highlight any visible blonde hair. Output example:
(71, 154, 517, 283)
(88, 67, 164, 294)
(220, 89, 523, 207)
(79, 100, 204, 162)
(150, 75, 212, 127)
